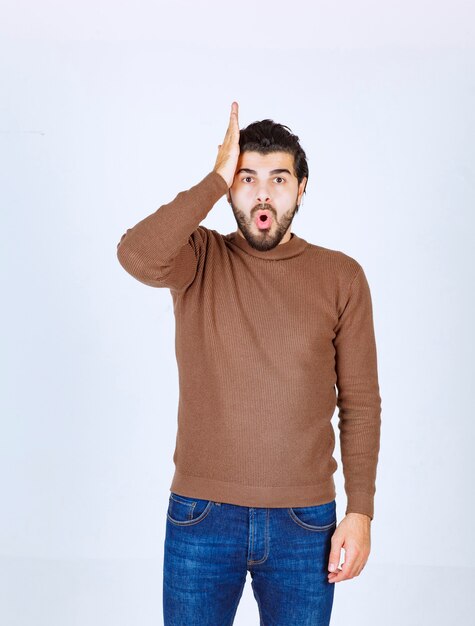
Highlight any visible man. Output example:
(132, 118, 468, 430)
(117, 101, 382, 625)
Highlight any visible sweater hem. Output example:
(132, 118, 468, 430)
(170, 470, 336, 508)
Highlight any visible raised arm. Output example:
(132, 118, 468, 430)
(116, 101, 240, 291)
(116, 171, 228, 290)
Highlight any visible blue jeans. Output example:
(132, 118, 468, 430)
(163, 491, 337, 625)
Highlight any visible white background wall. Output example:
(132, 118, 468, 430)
(1, 1, 474, 624)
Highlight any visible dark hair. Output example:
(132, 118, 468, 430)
(238, 119, 309, 212)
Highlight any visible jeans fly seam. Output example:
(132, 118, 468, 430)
(247, 508, 269, 566)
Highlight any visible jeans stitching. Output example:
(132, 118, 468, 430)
(247, 508, 254, 564)
(287, 507, 337, 532)
(167, 501, 214, 526)
(248, 508, 269, 566)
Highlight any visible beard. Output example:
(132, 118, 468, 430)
(228, 195, 300, 252)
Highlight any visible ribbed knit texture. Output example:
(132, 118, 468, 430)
(117, 170, 382, 520)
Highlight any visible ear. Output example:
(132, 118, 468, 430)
(298, 176, 307, 201)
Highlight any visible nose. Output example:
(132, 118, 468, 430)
(256, 188, 271, 203)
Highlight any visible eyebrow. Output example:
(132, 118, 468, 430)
(236, 168, 292, 176)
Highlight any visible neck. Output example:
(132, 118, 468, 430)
(226, 229, 307, 261)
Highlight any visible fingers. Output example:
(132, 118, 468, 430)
(230, 100, 239, 121)
(224, 101, 239, 139)
(231, 101, 239, 131)
(213, 102, 240, 184)
(328, 558, 349, 583)
(327, 548, 365, 583)
(328, 539, 342, 575)
(328, 550, 351, 583)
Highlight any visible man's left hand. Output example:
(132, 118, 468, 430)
(327, 512, 371, 583)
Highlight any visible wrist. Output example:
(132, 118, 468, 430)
(213, 169, 230, 189)
(346, 512, 372, 522)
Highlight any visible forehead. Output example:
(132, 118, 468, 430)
(237, 151, 295, 174)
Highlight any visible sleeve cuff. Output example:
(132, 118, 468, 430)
(345, 492, 375, 520)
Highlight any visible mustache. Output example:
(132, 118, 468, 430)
(253, 203, 274, 213)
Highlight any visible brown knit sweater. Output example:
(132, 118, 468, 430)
(116, 170, 382, 520)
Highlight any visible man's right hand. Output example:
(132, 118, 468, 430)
(213, 101, 240, 189)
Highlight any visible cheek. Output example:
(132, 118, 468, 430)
(232, 187, 254, 205)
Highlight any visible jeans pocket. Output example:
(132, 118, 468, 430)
(287, 500, 337, 532)
(167, 492, 214, 527)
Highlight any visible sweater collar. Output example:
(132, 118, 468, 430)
(224, 230, 309, 260)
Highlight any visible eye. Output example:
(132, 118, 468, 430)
(241, 176, 286, 183)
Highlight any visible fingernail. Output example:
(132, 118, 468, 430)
(329, 563, 336, 572)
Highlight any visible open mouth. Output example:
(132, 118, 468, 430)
(255, 210, 273, 230)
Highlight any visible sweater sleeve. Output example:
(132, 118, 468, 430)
(333, 265, 382, 521)
(116, 170, 228, 290)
